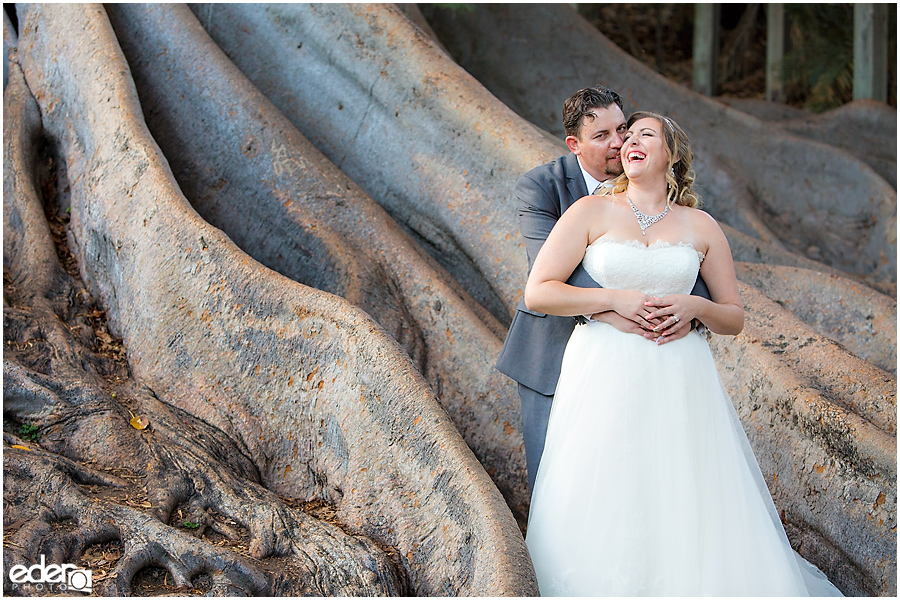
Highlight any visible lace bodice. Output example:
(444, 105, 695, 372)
(582, 238, 704, 297)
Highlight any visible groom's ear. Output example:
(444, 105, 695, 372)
(565, 135, 580, 155)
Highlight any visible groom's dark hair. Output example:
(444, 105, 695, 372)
(563, 86, 625, 139)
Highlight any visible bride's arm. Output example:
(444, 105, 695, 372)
(524, 199, 655, 325)
(646, 212, 743, 337)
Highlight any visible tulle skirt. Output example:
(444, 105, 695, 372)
(525, 322, 842, 597)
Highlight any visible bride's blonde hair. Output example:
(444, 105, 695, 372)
(607, 111, 701, 208)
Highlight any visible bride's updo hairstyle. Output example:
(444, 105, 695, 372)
(608, 111, 701, 208)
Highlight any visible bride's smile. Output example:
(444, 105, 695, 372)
(622, 118, 669, 182)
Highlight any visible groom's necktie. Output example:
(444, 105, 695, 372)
(593, 181, 612, 195)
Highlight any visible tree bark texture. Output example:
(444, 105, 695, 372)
(188, 2, 566, 325)
(725, 97, 897, 190)
(6, 3, 536, 595)
(102, 3, 530, 528)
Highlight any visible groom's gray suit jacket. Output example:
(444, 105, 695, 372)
(496, 152, 710, 396)
(496, 152, 597, 395)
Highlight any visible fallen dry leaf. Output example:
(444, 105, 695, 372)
(128, 410, 150, 430)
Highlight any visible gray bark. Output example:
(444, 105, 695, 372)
(103, 2, 530, 528)
(9, 4, 536, 595)
(188, 2, 564, 324)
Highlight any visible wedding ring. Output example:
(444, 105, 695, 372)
(673, 316, 680, 323)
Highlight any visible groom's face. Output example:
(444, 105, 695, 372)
(565, 105, 627, 182)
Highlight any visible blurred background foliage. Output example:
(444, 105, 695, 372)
(578, 3, 897, 113)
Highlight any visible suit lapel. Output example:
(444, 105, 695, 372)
(563, 152, 588, 212)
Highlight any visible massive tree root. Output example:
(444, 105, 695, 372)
(188, 2, 559, 323)
(103, 3, 530, 527)
(733, 263, 896, 375)
(3, 58, 402, 596)
(7, 4, 535, 595)
(708, 284, 895, 596)
(724, 97, 897, 190)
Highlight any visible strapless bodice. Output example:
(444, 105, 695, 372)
(582, 238, 704, 297)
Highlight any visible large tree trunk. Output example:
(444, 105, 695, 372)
(5, 4, 535, 595)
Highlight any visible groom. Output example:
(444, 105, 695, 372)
(496, 85, 710, 491)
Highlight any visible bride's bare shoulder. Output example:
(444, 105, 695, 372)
(570, 192, 620, 213)
(683, 206, 728, 245)
(558, 194, 617, 238)
(682, 205, 716, 226)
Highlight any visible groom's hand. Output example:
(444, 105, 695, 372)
(609, 289, 661, 331)
(653, 322, 693, 345)
(591, 311, 663, 340)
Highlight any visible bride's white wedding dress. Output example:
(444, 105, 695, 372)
(525, 238, 842, 597)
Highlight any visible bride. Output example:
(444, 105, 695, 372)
(522, 111, 842, 596)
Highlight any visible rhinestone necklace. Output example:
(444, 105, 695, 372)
(626, 192, 669, 236)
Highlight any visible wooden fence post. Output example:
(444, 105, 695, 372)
(693, 3, 720, 96)
(854, 3, 888, 102)
(766, 4, 786, 103)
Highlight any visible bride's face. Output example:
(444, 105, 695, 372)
(622, 118, 669, 181)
